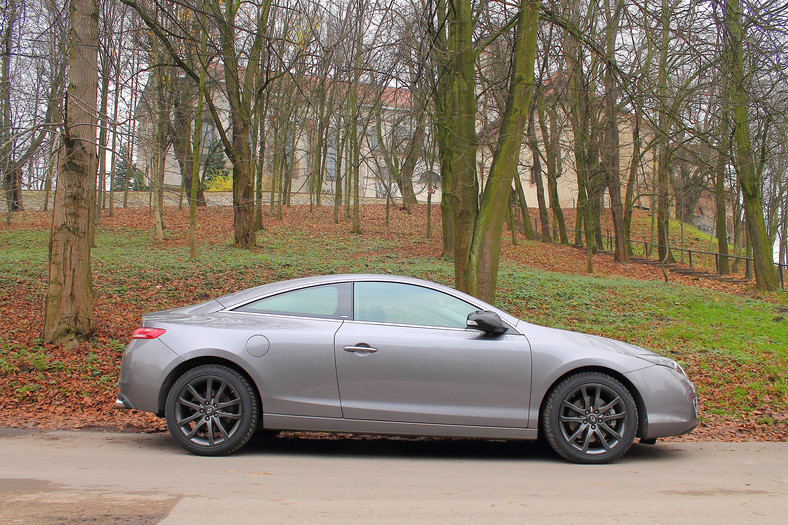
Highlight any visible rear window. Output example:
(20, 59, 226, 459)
(234, 283, 350, 319)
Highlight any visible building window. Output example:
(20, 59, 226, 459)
(325, 145, 337, 181)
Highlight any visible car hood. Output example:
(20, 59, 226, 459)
(518, 321, 657, 360)
(562, 330, 656, 357)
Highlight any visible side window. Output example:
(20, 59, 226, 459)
(234, 283, 350, 319)
(354, 282, 478, 329)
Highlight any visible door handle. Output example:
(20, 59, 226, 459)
(343, 344, 378, 353)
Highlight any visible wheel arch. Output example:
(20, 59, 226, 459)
(157, 356, 261, 418)
(537, 366, 647, 439)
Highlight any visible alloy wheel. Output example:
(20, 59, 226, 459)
(166, 365, 258, 455)
(543, 372, 638, 463)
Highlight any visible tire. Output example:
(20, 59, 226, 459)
(165, 365, 259, 456)
(542, 372, 638, 464)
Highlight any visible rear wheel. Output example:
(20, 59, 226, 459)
(542, 372, 638, 464)
(165, 365, 258, 456)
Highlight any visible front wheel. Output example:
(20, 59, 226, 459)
(542, 372, 638, 464)
(165, 365, 259, 456)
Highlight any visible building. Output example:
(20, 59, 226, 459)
(134, 70, 654, 212)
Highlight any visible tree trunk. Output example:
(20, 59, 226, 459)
(333, 122, 343, 224)
(725, 0, 778, 290)
(431, 0, 455, 259)
(123, 52, 138, 209)
(3, 169, 23, 213)
(602, 0, 626, 262)
(95, 64, 110, 221)
(152, 56, 167, 242)
(207, 0, 273, 248)
(527, 105, 550, 241)
(514, 176, 535, 240)
(343, 116, 352, 218)
(107, 10, 125, 218)
(564, 0, 596, 263)
(623, 105, 641, 256)
(396, 99, 426, 209)
(461, 0, 540, 302)
(43, 0, 99, 345)
(1, 0, 20, 216)
(538, 94, 567, 244)
(731, 183, 742, 273)
(447, 0, 480, 291)
(254, 91, 267, 230)
(311, 82, 327, 207)
(507, 197, 518, 246)
(44, 143, 53, 211)
(779, 189, 787, 269)
(656, 0, 674, 263)
(189, 27, 207, 261)
(173, 87, 206, 208)
(269, 124, 279, 215)
(714, 80, 731, 275)
(230, 117, 256, 247)
(349, 95, 361, 234)
(174, 77, 206, 205)
(604, 132, 627, 261)
(436, 122, 456, 257)
(348, 14, 363, 235)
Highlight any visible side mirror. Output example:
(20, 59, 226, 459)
(466, 310, 508, 334)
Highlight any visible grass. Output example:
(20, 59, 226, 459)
(0, 206, 785, 438)
(624, 215, 747, 275)
(493, 268, 787, 421)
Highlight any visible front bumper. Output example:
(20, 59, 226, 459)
(625, 365, 698, 439)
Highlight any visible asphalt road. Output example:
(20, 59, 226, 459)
(0, 428, 784, 524)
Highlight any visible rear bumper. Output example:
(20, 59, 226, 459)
(117, 338, 183, 414)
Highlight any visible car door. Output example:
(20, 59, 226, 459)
(334, 281, 531, 428)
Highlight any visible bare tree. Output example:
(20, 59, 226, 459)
(425, 0, 541, 301)
(1, 0, 64, 220)
(123, 0, 278, 248)
(723, 0, 779, 289)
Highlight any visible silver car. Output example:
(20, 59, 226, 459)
(116, 274, 697, 463)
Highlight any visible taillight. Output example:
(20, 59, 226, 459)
(131, 327, 166, 339)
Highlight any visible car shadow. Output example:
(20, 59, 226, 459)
(233, 432, 686, 463)
(240, 433, 550, 461)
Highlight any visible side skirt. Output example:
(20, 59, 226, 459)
(263, 414, 538, 440)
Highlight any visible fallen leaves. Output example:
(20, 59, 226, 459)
(0, 204, 784, 442)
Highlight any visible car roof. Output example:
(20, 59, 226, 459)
(212, 274, 522, 330)
(214, 274, 448, 308)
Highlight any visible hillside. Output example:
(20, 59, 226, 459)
(0, 205, 785, 441)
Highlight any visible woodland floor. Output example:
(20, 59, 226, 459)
(0, 204, 785, 442)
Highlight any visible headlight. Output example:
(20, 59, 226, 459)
(641, 354, 687, 378)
